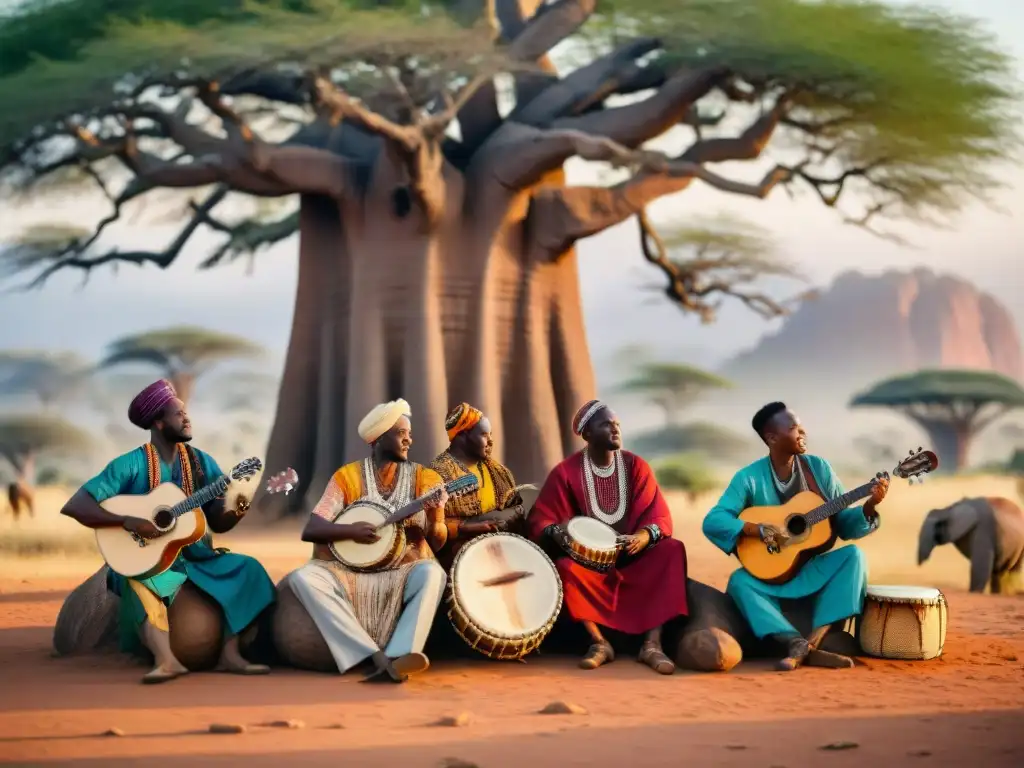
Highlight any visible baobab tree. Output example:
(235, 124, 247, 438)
(850, 370, 1024, 472)
(100, 326, 264, 404)
(0, 1, 1016, 510)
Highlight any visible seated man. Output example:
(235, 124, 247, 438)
(430, 402, 527, 571)
(703, 401, 888, 671)
(286, 399, 450, 683)
(60, 380, 275, 684)
(527, 400, 689, 674)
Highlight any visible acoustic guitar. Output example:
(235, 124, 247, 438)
(96, 459, 298, 579)
(329, 473, 478, 572)
(735, 448, 938, 584)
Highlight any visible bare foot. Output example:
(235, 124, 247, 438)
(215, 649, 270, 676)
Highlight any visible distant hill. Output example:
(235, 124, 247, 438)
(722, 267, 1022, 388)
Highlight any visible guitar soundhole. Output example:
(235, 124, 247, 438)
(153, 508, 174, 531)
(786, 515, 808, 537)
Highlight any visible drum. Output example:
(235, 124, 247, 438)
(857, 585, 948, 660)
(329, 500, 405, 572)
(561, 516, 621, 572)
(447, 532, 563, 660)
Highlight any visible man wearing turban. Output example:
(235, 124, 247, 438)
(59, 380, 276, 683)
(527, 400, 690, 675)
(429, 403, 529, 572)
(283, 399, 451, 683)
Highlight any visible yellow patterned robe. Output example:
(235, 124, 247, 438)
(430, 451, 523, 571)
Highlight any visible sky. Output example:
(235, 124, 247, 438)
(0, 0, 1020, 380)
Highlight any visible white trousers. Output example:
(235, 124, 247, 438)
(287, 559, 446, 674)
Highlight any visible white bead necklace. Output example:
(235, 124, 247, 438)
(582, 447, 628, 525)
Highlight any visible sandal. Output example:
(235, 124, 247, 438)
(638, 643, 675, 675)
(216, 662, 271, 676)
(806, 649, 856, 669)
(579, 642, 615, 670)
(141, 666, 188, 685)
(776, 637, 812, 672)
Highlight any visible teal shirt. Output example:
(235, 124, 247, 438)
(703, 454, 877, 556)
(83, 445, 223, 599)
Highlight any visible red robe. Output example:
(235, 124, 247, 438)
(527, 450, 689, 634)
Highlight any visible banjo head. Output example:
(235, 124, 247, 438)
(330, 500, 397, 567)
(450, 533, 562, 640)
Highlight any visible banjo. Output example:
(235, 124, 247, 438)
(329, 473, 478, 572)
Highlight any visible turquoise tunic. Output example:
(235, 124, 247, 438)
(83, 446, 276, 653)
(703, 455, 877, 639)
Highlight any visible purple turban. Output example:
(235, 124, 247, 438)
(128, 379, 178, 429)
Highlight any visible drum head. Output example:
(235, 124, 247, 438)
(331, 501, 395, 564)
(867, 584, 942, 602)
(566, 516, 617, 549)
(451, 533, 562, 640)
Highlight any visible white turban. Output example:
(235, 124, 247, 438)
(357, 399, 412, 444)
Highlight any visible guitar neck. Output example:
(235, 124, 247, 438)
(804, 481, 876, 526)
(382, 479, 466, 527)
(169, 475, 231, 519)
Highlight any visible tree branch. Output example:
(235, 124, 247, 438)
(514, 37, 662, 125)
(313, 76, 420, 149)
(549, 66, 728, 146)
(507, 0, 597, 62)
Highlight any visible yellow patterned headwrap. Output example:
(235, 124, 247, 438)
(445, 402, 483, 441)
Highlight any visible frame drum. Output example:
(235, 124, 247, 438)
(447, 532, 563, 660)
(857, 584, 948, 660)
(562, 516, 621, 572)
(329, 499, 405, 572)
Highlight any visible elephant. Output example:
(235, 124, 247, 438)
(918, 497, 1024, 594)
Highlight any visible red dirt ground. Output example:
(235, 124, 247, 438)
(2, 574, 1023, 767)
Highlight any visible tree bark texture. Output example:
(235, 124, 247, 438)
(262, 151, 596, 512)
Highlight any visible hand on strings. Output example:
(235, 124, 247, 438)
(122, 516, 161, 539)
(865, 475, 889, 515)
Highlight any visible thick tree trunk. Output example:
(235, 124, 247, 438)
(916, 421, 970, 473)
(259, 195, 350, 514)
(260, 156, 600, 512)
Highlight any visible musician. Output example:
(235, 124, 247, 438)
(59, 379, 275, 684)
(703, 402, 889, 671)
(285, 399, 450, 683)
(527, 400, 689, 674)
(430, 403, 526, 571)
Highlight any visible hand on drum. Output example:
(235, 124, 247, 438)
(619, 529, 651, 556)
(342, 521, 380, 544)
(460, 520, 499, 536)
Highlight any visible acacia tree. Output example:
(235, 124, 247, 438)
(0, 414, 91, 500)
(0, 350, 91, 408)
(850, 370, 1024, 472)
(100, 326, 264, 403)
(0, 1, 1016, 510)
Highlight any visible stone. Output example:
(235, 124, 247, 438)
(267, 719, 304, 729)
(52, 567, 120, 657)
(103, 727, 125, 737)
(209, 723, 247, 735)
(272, 580, 336, 672)
(438, 759, 480, 768)
(539, 701, 587, 716)
(435, 713, 472, 727)
(168, 584, 227, 671)
(819, 741, 859, 751)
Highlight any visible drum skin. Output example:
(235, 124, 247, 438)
(447, 533, 563, 660)
(562, 517, 620, 572)
(857, 585, 948, 660)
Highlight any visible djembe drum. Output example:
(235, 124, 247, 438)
(447, 532, 563, 660)
(857, 585, 948, 660)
